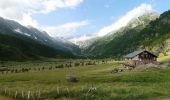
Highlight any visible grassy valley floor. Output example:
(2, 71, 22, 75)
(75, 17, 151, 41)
(0, 59, 170, 100)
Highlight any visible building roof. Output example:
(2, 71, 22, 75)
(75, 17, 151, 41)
(124, 50, 144, 58)
(124, 50, 157, 58)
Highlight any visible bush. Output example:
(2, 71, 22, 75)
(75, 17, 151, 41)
(55, 64, 64, 68)
(74, 62, 80, 67)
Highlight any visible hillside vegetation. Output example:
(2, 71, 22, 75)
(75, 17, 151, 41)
(85, 11, 170, 59)
(0, 32, 75, 61)
(0, 17, 78, 60)
(1, 10, 170, 60)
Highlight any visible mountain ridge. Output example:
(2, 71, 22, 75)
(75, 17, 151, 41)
(1, 10, 170, 60)
(0, 17, 80, 60)
(74, 12, 160, 49)
(83, 12, 162, 58)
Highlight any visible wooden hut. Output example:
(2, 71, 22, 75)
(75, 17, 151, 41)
(124, 50, 157, 65)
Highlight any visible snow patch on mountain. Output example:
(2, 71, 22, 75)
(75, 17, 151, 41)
(14, 28, 31, 37)
(34, 36, 37, 39)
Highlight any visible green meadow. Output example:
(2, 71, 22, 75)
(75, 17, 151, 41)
(0, 58, 170, 100)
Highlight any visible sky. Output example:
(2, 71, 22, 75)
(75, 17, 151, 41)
(0, 0, 170, 43)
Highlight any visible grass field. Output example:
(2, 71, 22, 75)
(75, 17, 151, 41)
(158, 55, 170, 63)
(0, 59, 170, 100)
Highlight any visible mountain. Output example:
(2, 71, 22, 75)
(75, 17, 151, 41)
(27, 26, 81, 54)
(0, 17, 79, 60)
(0, 17, 81, 54)
(138, 10, 170, 55)
(84, 12, 161, 58)
(52, 37, 81, 55)
(0, 33, 75, 60)
(74, 37, 99, 49)
(2, 9, 170, 60)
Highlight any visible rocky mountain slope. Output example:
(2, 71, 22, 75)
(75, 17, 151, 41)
(1, 9, 170, 60)
(0, 17, 80, 60)
(84, 12, 162, 58)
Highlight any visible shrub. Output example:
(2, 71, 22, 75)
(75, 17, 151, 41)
(74, 62, 80, 67)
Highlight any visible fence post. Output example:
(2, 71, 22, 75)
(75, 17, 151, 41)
(67, 88, 69, 94)
(66, 88, 70, 98)
(27, 91, 31, 100)
(15, 90, 18, 98)
(57, 87, 59, 95)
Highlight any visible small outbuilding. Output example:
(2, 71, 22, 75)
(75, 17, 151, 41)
(124, 50, 157, 64)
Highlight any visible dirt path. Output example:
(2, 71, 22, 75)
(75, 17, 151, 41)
(0, 96, 14, 100)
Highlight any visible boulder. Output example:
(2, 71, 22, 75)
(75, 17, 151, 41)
(66, 75, 79, 82)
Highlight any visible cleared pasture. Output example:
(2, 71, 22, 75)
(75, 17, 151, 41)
(0, 59, 170, 100)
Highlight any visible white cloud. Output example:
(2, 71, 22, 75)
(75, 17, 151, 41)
(0, 1, 154, 46)
(43, 20, 89, 38)
(71, 3, 153, 44)
(97, 3, 153, 36)
(40, 0, 84, 13)
(17, 14, 39, 28)
(70, 35, 95, 44)
(0, 0, 83, 27)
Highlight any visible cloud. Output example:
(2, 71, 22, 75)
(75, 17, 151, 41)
(0, 1, 154, 46)
(0, 0, 83, 27)
(96, 3, 153, 36)
(16, 14, 39, 28)
(40, 0, 84, 13)
(70, 35, 95, 44)
(43, 20, 89, 38)
(70, 3, 154, 44)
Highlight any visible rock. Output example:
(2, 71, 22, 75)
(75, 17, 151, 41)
(111, 67, 124, 73)
(135, 63, 161, 71)
(66, 75, 79, 82)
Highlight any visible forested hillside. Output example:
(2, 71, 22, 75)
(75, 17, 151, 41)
(84, 11, 170, 58)
(0, 17, 80, 60)
(0, 32, 75, 60)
